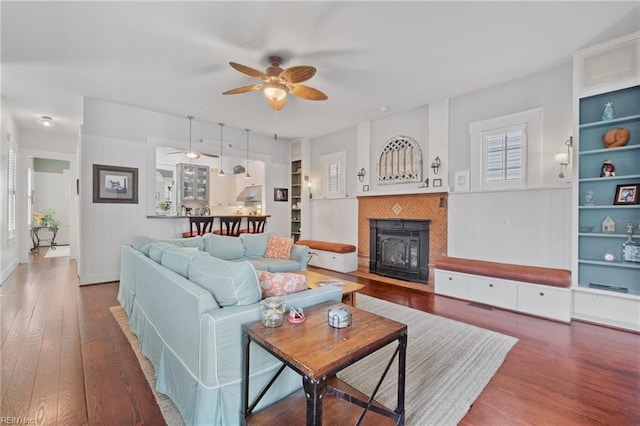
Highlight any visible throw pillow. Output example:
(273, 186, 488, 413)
(264, 235, 294, 260)
(258, 271, 307, 298)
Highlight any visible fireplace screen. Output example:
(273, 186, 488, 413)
(379, 236, 418, 269)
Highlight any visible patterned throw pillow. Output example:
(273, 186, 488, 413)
(264, 235, 294, 259)
(258, 271, 307, 298)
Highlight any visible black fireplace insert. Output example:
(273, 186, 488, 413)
(369, 218, 430, 283)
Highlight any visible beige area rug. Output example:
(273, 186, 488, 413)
(111, 295, 517, 426)
(44, 245, 70, 258)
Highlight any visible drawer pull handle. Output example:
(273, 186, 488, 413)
(448, 277, 452, 280)
(489, 284, 493, 288)
(539, 292, 544, 296)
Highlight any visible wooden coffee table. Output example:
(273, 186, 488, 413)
(300, 270, 364, 307)
(241, 301, 407, 426)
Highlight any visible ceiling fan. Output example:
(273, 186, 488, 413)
(168, 116, 219, 159)
(222, 55, 328, 111)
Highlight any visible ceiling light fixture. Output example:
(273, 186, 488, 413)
(263, 82, 288, 101)
(218, 123, 225, 176)
(38, 116, 55, 127)
(185, 116, 200, 159)
(245, 128, 252, 179)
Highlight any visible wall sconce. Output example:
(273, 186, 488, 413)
(304, 175, 312, 198)
(431, 157, 441, 175)
(554, 136, 573, 179)
(357, 167, 366, 182)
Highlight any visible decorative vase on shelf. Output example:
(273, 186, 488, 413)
(602, 102, 616, 121)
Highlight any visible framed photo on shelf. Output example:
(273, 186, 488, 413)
(274, 188, 288, 202)
(613, 183, 640, 205)
(93, 164, 138, 204)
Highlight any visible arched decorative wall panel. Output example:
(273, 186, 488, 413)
(377, 135, 422, 184)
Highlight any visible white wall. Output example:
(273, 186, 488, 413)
(446, 62, 573, 266)
(1, 101, 20, 284)
(79, 98, 290, 284)
(308, 126, 359, 245)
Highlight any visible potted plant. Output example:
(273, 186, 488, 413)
(42, 209, 60, 227)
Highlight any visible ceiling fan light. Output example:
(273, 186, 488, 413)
(38, 116, 55, 127)
(185, 151, 200, 159)
(263, 83, 287, 101)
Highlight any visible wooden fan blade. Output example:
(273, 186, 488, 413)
(167, 151, 185, 155)
(200, 152, 220, 159)
(280, 66, 316, 83)
(267, 97, 287, 111)
(290, 84, 328, 101)
(222, 84, 263, 95)
(229, 62, 268, 79)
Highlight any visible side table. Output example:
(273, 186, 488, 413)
(242, 301, 407, 425)
(30, 226, 59, 253)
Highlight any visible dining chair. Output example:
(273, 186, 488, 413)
(213, 216, 242, 237)
(240, 216, 267, 234)
(181, 216, 214, 238)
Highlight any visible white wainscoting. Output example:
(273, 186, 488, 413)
(448, 187, 571, 269)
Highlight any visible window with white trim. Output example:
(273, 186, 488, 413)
(8, 146, 17, 236)
(320, 151, 346, 198)
(469, 108, 542, 191)
(483, 124, 526, 186)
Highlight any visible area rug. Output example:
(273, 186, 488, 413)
(338, 295, 518, 425)
(44, 245, 70, 258)
(111, 295, 517, 426)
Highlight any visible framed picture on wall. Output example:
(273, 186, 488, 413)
(274, 188, 288, 202)
(93, 164, 139, 204)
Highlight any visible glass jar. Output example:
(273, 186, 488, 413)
(261, 297, 285, 327)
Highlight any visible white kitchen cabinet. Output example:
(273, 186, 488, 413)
(434, 270, 469, 299)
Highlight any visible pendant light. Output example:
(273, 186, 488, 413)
(218, 122, 225, 176)
(245, 128, 252, 179)
(185, 116, 195, 175)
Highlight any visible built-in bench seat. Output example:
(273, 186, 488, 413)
(295, 240, 358, 273)
(434, 256, 571, 288)
(433, 256, 572, 323)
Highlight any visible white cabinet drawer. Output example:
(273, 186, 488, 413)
(435, 270, 469, 299)
(573, 290, 640, 331)
(517, 283, 571, 322)
(469, 277, 517, 310)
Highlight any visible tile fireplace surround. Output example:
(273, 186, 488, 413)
(357, 193, 448, 278)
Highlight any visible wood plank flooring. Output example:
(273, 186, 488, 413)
(1, 251, 638, 425)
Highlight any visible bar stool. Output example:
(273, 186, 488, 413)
(182, 216, 214, 238)
(240, 216, 267, 234)
(213, 216, 242, 237)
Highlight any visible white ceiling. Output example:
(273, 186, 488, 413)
(2, 1, 639, 142)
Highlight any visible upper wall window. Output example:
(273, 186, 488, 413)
(321, 151, 346, 198)
(483, 124, 526, 188)
(470, 108, 542, 191)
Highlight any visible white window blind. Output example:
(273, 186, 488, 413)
(320, 151, 346, 198)
(483, 125, 525, 185)
(325, 161, 341, 195)
(8, 146, 17, 235)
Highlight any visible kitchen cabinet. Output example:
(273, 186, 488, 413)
(176, 163, 209, 206)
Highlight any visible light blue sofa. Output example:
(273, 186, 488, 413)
(118, 238, 341, 425)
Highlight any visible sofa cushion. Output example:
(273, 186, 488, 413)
(239, 232, 274, 258)
(258, 271, 307, 298)
(148, 242, 174, 263)
(188, 256, 261, 307)
(202, 233, 245, 260)
(264, 235, 294, 260)
(264, 259, 305, 273)
(132, 235, 204, 256)
(160, 247, 208, 278)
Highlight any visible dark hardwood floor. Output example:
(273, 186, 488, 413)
(1, 251, 639, 425)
